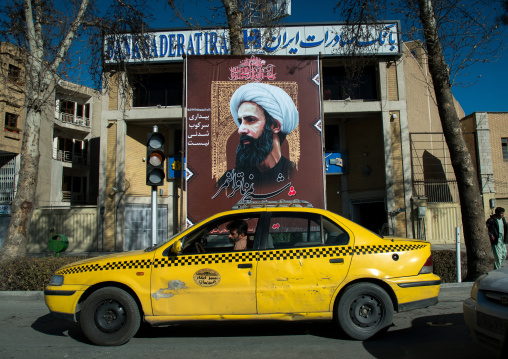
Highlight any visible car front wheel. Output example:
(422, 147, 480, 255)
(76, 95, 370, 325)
(336, 282, 394, 340)
(80, 287, 141, 346)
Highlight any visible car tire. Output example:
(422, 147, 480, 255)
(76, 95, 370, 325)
(80, 287, 141, 346)
(336, 282, 394, 340)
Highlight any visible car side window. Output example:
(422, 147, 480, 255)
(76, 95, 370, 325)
(267, 213, 322, 249)
(181, 215, 260, 254)
(323, 216, 350, 246)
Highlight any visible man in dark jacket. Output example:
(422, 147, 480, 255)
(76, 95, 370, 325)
(486, 207, 508, 269)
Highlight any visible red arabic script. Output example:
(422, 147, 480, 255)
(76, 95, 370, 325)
(229, 55, 276, 82)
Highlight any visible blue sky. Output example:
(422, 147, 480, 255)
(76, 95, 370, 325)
(111, 0, 508, 116)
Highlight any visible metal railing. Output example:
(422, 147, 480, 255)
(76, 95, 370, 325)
(412, 179, 459, 203)
(53, 149, 88, 165)
(59, 112, 90, 127)
(61, 191, 86, 203)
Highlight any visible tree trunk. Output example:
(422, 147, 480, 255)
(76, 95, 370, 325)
(418, 0, 493, 280)
(221, 0, 245, 55)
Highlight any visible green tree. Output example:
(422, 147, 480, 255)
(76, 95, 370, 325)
(335, 0, 506, 280)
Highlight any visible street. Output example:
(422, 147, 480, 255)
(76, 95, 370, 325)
(0, 285, 490, 359)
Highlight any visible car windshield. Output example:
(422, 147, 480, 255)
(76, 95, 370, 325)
(144, 232, 182, 252)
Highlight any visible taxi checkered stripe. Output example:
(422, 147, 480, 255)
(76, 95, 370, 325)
(57, 244, 426, 274)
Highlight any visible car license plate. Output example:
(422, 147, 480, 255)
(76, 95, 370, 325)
(477, 312, 507, 335)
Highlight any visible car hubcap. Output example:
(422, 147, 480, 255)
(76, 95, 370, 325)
(95, 300, 126, 333)
(349, 295, 382, 328)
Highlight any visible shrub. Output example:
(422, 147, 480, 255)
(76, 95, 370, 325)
(0, 256, 89, 291)
(0, 250, 469, 291)
(432, 249, 468, 283)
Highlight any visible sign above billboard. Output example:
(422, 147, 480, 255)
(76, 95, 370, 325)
(104, 22, 400, 64)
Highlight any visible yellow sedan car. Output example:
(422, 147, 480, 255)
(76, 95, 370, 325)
(45, 205, 440, 346)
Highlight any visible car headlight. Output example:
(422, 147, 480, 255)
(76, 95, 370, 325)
(48, 275, 64, 286)
(471, 274, 487, 301)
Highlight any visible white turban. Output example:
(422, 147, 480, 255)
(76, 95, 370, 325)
(230, 83, 299, 135)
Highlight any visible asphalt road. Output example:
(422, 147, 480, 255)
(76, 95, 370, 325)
(0, 284, 492, 359)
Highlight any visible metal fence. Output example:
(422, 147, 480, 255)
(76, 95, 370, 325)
(28, 206, 98, 253)
(409, 133, 473, 204)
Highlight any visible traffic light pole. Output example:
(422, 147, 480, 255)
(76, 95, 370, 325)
(151, 125, 159, 247)
(151, 185, 157, 246)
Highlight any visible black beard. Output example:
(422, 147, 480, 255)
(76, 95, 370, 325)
(235, 127, 274, 171)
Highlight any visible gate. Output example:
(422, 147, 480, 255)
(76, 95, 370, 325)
(124, 204, 168, 251)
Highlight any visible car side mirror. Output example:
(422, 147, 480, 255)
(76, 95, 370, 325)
(170, 239, 183, 255)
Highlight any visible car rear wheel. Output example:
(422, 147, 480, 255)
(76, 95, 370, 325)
(336, 282, 393, 340)
(80, 287, 141, 346)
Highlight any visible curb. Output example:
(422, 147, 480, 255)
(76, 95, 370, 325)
(0, 291, 45, 301)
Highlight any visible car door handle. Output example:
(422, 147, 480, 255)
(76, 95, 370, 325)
(238, 263, 252, 269)
(329, 258, 344, 264)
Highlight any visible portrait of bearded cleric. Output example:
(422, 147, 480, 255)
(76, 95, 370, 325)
(215, 83, 299, 193)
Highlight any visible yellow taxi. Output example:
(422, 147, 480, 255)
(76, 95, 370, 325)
(45, 203, 440, 346)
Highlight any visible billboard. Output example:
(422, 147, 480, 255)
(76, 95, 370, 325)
(104, 23, 401, 64)
(185, 55, 325, 225)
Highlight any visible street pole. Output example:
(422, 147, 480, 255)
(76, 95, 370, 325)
(456, 226, 461, 283)
(151, 125, 158, 246)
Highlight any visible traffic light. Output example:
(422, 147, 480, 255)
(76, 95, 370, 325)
(146, 132, 165, 186)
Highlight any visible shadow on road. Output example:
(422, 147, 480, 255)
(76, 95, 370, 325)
(30, 311, 488, 357)
(31, 313, 88, 344)
(135, 320, 350, 340)
(364, 313, 485, 359)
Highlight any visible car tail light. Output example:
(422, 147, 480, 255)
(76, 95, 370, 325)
(419, 255, 433, 274)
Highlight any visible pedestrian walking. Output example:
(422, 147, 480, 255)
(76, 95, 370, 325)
(486, 207, 508, 269)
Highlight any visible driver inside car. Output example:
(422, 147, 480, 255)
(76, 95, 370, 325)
(226, 219, 249, 251)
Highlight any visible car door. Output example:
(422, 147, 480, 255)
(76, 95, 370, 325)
(151, 214, 260, 316)
(256, 212, 353, 314)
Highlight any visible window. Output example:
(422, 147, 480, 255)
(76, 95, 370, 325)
(266, 213, 350, 249)
(4, 112, 19, 131)
(8, 64, 21, 83)
(503, 138, 508, 161)
(132, 72, 183, 107)
(0, 155, 16, 201)
(62, 174, 87, 203)
(323, 66, 378, 101)
(181, 214, 260, 254)
(325, 124, 340, 152)
(268, 213, 322, 249)
(60, 100, 75, 115)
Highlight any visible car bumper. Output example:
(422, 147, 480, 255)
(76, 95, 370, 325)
(388, 274, 441, 311)
(463, 297, 508, 353)
(44, 285, 88, 322)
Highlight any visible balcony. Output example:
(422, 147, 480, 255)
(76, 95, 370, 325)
(58, 112, 90, 127)
(53, 149, 88, 165)
(62, 191, 86, 203)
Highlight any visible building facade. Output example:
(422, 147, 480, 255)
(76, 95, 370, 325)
(0, 41, 102, 249)
(461, 112, 508, 214)
(98, 23, 471, 252)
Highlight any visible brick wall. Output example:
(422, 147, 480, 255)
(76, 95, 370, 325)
(489, 112, 508, 198)
(387, 65, 399, 101)
(108, 73, 118, 111)
(390, 110, 407, 236)
(104, 124, 117, 250)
